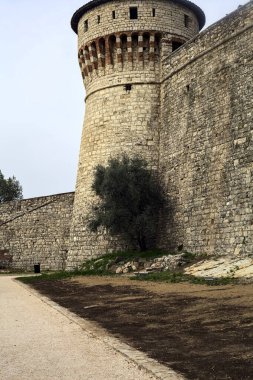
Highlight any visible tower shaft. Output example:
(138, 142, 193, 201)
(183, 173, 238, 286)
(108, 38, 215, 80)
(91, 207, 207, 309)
(67, 0, 205, 268)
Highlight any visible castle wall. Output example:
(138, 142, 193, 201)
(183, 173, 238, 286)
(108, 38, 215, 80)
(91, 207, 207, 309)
(77, 0, 199, 44)
(67, 0, 202, 268)
(159, 2, 253, 256)
(3, 2, 251, 271)
(68, 83, 161, 268)
(0, 193, 74, 270)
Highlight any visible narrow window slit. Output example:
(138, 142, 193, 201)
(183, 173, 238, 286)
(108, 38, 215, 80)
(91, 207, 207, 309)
(124, 84, 132, 92)
(172, 40, 183, 51)
(184, 14, 190, 28)
(84, 20, 88, 32)
(130, 7, 138, 19)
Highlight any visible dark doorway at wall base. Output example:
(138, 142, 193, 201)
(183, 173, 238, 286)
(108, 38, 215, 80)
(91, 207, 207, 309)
(34, 263, 40, 273)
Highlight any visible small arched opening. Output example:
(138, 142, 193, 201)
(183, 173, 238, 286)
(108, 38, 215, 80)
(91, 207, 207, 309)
(109, 34, 117, 66)
(120, 34, 128, 65)
(143, 32, 150, 65)
(132, 33, 139, 68)
(98, 38, 105, 67)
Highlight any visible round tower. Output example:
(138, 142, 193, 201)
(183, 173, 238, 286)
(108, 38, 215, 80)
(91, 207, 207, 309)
(67, 0, 205, 268)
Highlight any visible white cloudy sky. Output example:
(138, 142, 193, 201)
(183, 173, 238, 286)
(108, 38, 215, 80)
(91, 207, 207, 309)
(0, 0, 249, 198)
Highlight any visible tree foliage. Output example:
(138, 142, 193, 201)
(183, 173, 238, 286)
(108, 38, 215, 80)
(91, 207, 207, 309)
(0, 170, 23, 203)
(88, 155, 165, 251)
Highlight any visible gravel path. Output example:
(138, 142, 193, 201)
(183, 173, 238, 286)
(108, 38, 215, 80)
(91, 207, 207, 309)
(0, 276, 156, 380)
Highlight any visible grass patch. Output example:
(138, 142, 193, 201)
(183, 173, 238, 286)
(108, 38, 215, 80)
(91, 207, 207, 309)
(16, 249, 172, 283)
(17, 250, 236, 287)
(80, 249, 167, 274)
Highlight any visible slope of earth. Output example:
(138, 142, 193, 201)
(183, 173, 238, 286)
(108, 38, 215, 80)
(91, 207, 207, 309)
(27, 276, 253, 380)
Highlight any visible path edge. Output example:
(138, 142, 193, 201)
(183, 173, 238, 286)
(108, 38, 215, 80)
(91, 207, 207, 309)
(14, 277, 185, 380)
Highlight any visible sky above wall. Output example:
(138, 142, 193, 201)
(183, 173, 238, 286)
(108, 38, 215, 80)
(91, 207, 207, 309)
(0, 0, 249, 199)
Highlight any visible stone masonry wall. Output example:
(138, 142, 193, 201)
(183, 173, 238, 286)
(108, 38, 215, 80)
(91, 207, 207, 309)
(2, 2, 251, 271)
(159, 2, 253, 256)
(67, 0, 202, 269)
(67, 83, 161, 269)
(0, 193, 74, 271)
(77, 0, 199, 45)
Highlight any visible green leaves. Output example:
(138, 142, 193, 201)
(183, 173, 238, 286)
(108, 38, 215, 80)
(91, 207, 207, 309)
(88, 155, 165, 251)
(0, 170, 23, 203)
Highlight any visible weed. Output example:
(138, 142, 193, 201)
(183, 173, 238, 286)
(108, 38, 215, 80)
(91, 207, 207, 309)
(16, 250, 237, 287)
(80, 249, 168, 273)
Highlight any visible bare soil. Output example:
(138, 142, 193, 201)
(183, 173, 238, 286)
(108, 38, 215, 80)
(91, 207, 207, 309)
(30, 276, 253, 380)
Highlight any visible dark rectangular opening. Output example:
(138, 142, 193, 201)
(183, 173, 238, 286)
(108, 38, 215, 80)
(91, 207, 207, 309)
(97, 15, 100, 24)
(112, 10, 116, 19)
(130, 7, 138, 19)
(84, 19, 88, 32)
(152, 8, 156, 17)
(172, 41, 183, 51)
(124, 83, 132, 92)
(184, 14, 190, 28)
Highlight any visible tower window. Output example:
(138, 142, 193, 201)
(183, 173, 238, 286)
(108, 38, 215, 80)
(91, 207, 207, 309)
(130, 7, 138, 19)
(112, 10, 116, 19)
(152, 8, 156, 17)
(184, 14, 190, 28)
(97, 15, 100, 24)
(84, 19, 88, 32)
(124, 83, 132, 92)
(172, 41, 183, 51)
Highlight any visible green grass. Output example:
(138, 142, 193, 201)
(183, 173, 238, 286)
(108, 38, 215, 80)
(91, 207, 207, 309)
(80, 249, 168, 273)
(17, 249, 167, 283)
(16, 249, 236, 287)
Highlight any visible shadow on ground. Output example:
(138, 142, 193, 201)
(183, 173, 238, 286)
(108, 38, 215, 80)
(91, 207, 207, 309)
(29, 277, 253, 380)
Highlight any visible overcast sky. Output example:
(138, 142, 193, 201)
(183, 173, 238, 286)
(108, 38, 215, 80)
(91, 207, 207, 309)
(0, 0, 249, 199)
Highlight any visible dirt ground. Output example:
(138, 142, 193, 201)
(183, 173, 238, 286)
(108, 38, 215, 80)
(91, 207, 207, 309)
(30, 276, 253, 380)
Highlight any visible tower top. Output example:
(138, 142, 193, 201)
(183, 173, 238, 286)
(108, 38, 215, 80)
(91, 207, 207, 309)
(71, 0, 206, 34)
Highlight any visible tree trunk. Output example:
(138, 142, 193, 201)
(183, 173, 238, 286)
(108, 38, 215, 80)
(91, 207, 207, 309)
(137, 233, 147, 251)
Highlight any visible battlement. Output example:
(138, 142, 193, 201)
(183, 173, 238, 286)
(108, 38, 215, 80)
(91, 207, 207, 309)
(1, 2, 252, 271)
(66, 0, 253, 269)
(73, 0, 204, 92)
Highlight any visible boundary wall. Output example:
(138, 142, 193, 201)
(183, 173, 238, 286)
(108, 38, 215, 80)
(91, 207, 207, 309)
(1, 2, 252, 270)
(0, 193, 74, 271)
(158, 2, 253, 256)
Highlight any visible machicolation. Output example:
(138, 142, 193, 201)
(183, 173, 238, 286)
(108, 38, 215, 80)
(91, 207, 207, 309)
(0, 0, 252, 271)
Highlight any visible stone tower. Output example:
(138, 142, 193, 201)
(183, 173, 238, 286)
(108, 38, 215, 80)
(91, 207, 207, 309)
(67, 0, 205, 269)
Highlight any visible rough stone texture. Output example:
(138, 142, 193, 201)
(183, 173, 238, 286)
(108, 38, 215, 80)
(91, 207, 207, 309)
(159, 2, 253, 257)
(67, 1, 253, 269)
(185, 257, 253, 279)
(1, 2, 252, 271)
(0, 193, 74, 271)
(110, 254, 186, 274)
(67, 0, 202, 269)
(77, 0, 200, 45)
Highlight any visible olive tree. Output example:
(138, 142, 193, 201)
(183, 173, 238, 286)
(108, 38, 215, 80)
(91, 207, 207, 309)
(0, 170, 23, 203)
(88, 155, 164, 251)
